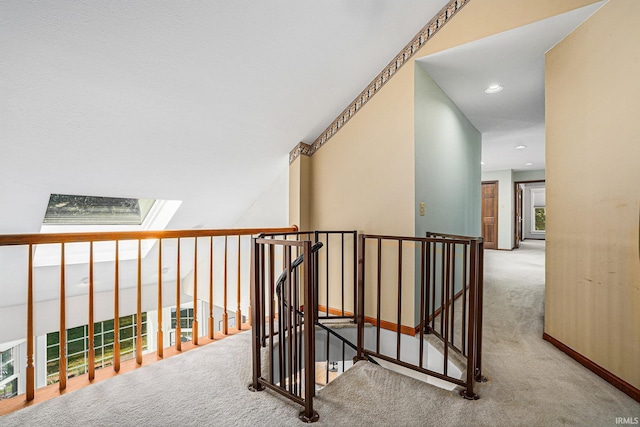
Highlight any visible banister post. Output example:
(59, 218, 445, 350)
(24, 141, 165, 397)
(26, 244, 35, 401)
(461, 239, 479, 400)
(355, 233, 367, 363)
(474, 239, 486, 383)
(249, 237, 264, 392)
(299, 240, 319, 423)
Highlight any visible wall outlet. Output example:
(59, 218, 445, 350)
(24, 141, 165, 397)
(420, 202, 425, 216)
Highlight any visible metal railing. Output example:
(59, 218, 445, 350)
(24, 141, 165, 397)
(251, 230, 484, 422)
(250, 233, 319, 423)
(313, 231, 357, 322)
(250, 230, 356, 423)
(0, 226, 296, 403)
(355, 232, 484, 399)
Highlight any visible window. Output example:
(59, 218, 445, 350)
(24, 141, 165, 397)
(36, 194, 182, 267)
(0, 346, 18, 400)
(530, 187, 546, 233)
(44, 194, 155, 225)
(46, 313, 148, 385)
(534, 207, 546, 231)
(170, 308, 194, 345)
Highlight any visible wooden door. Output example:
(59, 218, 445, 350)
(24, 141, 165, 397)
(481, 181, 498, 249)
(514, 184, 523, 248)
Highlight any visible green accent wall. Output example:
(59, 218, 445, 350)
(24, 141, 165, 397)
(414, 64, 481, 238)
(413, 63, 481, 325)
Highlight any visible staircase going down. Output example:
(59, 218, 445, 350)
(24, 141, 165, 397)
(250, 230, 484, 423)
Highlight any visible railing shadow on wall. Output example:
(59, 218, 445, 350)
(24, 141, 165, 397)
(251, 230, 485, 423)
(0, 226, 297, 406)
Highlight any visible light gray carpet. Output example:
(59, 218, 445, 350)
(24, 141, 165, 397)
(2, 240, 638, 426)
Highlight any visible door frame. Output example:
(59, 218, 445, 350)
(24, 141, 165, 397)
(513, 179, 545, 248)
(481, 180, 499, 250)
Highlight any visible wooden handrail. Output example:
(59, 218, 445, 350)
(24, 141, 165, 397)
(0, 227, 298, 246)
(0, 225, 297, 403)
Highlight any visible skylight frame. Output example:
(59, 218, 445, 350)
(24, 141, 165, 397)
(35, 196, 182, 267)
(43, 194, 156, 226)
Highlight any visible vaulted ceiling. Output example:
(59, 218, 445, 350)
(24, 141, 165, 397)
(416, 2, 603, 173)
(0, 1, 451, 234)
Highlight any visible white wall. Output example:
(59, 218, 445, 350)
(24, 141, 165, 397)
(233, 164, 289, 228)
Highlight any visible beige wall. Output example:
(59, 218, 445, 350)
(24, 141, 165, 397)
(289, 154, 312, 231)
(297, 0, 601, 233)
(546, 0, 640, 389)
(309, 67, 417, 327)
(289, 0, 602, 328)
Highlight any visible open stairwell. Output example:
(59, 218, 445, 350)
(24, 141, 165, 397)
(313, 320, 464, 392)
(251, 231, 485, 422)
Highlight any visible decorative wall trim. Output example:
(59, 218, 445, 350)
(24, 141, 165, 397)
(289, 0, 472, 164)
(288, 142, 314, 164)
(543, 332, 640, 403)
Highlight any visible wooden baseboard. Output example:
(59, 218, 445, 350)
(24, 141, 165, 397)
(364, 316, 417, 336)
(318, 288, 467, 338)
(317, 305, 354, 317)
(317, 305, 416, 336)
(543, 332, 640, 403)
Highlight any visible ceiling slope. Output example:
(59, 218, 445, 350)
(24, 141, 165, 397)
(0, 1, 450, 234)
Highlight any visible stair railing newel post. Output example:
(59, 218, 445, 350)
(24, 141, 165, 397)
(461, 239, 479, 400)
(474, 239, 486, 383)
(355, 233, 366, 363)
(249, 236, 264, 392)
(300, 240, 319, 423)
(314, 231, 320, 320)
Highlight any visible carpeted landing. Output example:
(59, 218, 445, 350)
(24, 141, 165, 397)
(1, 241, 638, 426)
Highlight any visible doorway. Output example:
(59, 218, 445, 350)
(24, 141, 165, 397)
(481, 181, 498, 249)
(513, 180, 545, 248)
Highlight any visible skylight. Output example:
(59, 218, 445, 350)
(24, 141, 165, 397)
(44, 194, 155, 225)
(36, 194, 182, 267)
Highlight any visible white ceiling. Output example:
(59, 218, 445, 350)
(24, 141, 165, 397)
(416, 2, 604, 173)
(1, 1, 457, 309)
(0, 0, 451, 235)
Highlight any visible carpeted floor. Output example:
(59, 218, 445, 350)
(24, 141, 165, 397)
(1, 240, 638, 426)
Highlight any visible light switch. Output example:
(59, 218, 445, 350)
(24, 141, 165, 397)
(420, 202, 425, 216)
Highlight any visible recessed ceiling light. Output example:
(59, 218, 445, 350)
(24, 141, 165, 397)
(525, 162, 533, 166)
(515, 145, 527, 150)
(481, 161, 485, 165)
(484, 84, 504, 94)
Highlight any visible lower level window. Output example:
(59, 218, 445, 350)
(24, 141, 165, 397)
(46, 313, 148, 385)
(0, 378, 17, 400)
(0, 346, 18, 399)
(169, 308, 194, 345)
(534, 207, 546, 231)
